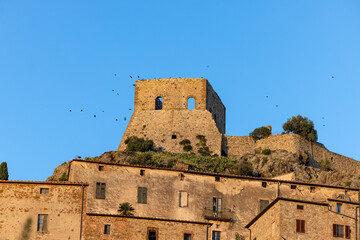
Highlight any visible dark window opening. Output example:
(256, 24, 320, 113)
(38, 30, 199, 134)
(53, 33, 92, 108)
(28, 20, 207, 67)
(138, 187, 148, 204)
(40, 188, 49, 194)
(104, 224, 111, 235)
(215, 176, 220, 182)
(297, 205, 304, 210)
(212, 198, 222, 217)
(296, 219, 305, 233)
(99, 165, 104, 171)
(187, 97, 195, 110)
(291, 185, 297, 189)
(184, 233, 192, 240)
(37, 214, 48, 232)
(96, 182, 106, 199)
(179, 173, 185, 181)
(212, 231, 221, 240)
(337, 203, 342, 213)
(140, 169, 145, 176)
(310, 186, 315, 192)
(261, 182, 267, 188)
(172, 134, 177, 139)
(259, 200, 269, 213)
(148, 228, 158, 240)
(155, 97, 163, 110)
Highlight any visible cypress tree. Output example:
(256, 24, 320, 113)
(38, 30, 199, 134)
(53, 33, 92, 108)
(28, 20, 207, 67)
(0, 162, 9, 180)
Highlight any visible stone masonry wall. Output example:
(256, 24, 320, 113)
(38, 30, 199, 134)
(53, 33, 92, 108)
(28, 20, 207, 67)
(227, 133, 360, 175)
(83, 214, 208, 240)
(69, 160, 359, 239)
(0, 182, 86, 240)
(118, 78, 224, 155)
(206, 81, 226, 134)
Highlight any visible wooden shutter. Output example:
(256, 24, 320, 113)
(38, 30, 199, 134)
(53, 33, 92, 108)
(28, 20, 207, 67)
(301, 220, 305, 233)
(333, 224, 337, 237)
(100, 183, 106, 199)
(137, 187, 142, 203)
(296, 220, 300, 232)
(142, 187, 147, 204)
(217, 198, 222, 217)
(345, 225, 350, 238)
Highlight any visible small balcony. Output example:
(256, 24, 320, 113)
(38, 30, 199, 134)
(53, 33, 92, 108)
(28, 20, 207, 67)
(203, 208, 232, 222)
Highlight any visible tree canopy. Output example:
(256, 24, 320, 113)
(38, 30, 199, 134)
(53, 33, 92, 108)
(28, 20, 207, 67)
(0, 162, 9, 180)
(282, 115, 318, 142)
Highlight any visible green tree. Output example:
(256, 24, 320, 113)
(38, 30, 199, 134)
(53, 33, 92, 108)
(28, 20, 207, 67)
(282, 115, 318, 142)
(59, 172, 68, 181)
(118, 202, 135, 216)
(0, 162, 9, 180)
(249, 127, 271, 141)
(124, 136, 154, 152)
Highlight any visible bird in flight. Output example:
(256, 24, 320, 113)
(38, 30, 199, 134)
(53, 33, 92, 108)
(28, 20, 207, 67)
(128, 108, 132, 110)
(115, 119, 118, 121)
(130, 76, 133, 79)
(124, 117, 126, 121)
(132, 84, 135, 86)
(114, 74, 117, 76)
(94, 115, 96, 117)
(266, 96, 268, 98)
(112, 89, 114, 92)
(275, 105, 278, 107)
(69, 110, 72, 112)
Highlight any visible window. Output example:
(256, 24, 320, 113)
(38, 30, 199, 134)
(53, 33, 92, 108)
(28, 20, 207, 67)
(261, 182, 267, 188)
(104, 224, 111, 235)
(155, 97, 163, 110)
(291, 185, 297, 189)
(212, 231, 221, 240)
(172, 134, 177, 139)
(296, 219, 305, 233)
(147, 228, 158, 240)
(259, 200, 269, 213)
(187, 97, 195, 110)
(310, 186, 315, 192)
(215, 176, 220, 182)
(179, 191, 188, 207)
(179, 173, 185, 181)
(184, 233, 192, 240)
(37, 214, 48, 232)
(140, 169, 145, 176)
(40, 188, 49, 194)
(337, 203, 342, 213)
(138, 187, 147, 204)
(333, 224, 347, 237)
(297, 205, 304, 210)
(99, 165, 104, 171)
(213, 198, 222, 217)
(96, 182, 106, 199)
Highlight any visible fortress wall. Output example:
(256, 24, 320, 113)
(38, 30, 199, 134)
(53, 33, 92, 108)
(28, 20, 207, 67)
(118, 110, 223, 155)
(206, 81, 226, 134)
(0, 182, 86, 240)
(227, 134, 360, 175)
(134, 78, 207, 111)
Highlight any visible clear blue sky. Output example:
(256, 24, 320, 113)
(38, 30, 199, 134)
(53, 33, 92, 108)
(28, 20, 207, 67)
(1, 1, 359, 181)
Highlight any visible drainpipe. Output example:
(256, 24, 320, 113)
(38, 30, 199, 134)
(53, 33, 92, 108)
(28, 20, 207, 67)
(356, 206, 359, 240)
(247, 228, 251, 240)
(206, 224, 209, 240)
(80, 185, 85, 240)
(277, 182, 281, 197)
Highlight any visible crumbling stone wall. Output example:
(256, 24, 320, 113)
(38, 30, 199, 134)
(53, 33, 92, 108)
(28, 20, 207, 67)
(83, 214, 208, 239)
(227, 134, 360, 175)
(118, 78, 225, 155)
(0, 181, 86, 240)
(69, 160, 359, 239)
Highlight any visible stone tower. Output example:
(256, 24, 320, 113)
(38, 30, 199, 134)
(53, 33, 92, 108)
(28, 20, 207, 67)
(118, 78, 227, 155)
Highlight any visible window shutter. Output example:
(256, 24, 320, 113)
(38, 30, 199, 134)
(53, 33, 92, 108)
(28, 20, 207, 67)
(345, 226, 350, 238)
(217, 198, 222, 214)
(296, 220, 300, 232)
(142, 187, 147, 204)
(333, 224, 337, 237)
(43, 215, 48, 231)
(179, 192, 182, 207)
(138, 187, 142, 203)
(101, 183, 106, 199)
(301, 220, 305, 233)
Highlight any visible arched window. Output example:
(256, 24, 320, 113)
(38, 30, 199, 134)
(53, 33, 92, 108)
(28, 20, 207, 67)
(155, 97, 163, 110)
(187, 97, 195, 110)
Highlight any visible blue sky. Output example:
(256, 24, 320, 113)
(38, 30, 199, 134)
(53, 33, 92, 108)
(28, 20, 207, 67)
(0, 1, 359, 181)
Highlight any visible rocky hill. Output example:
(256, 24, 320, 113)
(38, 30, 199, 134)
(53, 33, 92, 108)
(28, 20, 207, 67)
(47, 148, 360, 188)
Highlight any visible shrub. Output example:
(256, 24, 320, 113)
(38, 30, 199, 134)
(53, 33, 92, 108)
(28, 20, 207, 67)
(231, 160, 253, 176)
(0, 162, 9, 180)
(180, 139, 193, 152)
(250, 127, 271, 141)
(118, 202, 135, 216)
(128, 152, 158, 167)
(282, 115, 318, 142)
(320, 158, 331, 171)
(262, 149, 271, 155)
(196, 135, 212, 156)
(59, 172, 68, 181)
(235, 233, 245, 240)
(124, 136, 154, 152)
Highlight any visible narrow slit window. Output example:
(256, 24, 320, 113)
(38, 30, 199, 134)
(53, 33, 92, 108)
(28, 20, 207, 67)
(261, 182, 267, 188)
(104, 224, 111, 235)
(155, 97, 163, 110)
(99, 165, 104, 171)
(291, 185, 297, 189)
(297, 205, 304, 210)
(140, 169, 145, 176)
(215, 176, 220, 182)
(187, 97, 195, 110)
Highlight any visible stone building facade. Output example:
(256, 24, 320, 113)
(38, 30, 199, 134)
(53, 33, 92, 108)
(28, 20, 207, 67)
(246, 197, 358, 240)
(67, 159, 360, 239)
